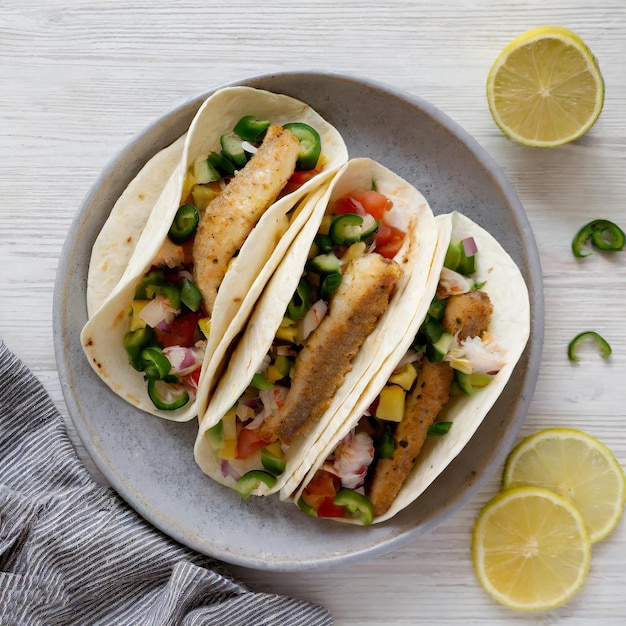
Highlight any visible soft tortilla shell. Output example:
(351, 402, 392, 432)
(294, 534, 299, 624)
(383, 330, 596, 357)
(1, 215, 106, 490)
(292, 211, 530, 523)
(195, 158, 440, 497)
(81, 87, 348, 422)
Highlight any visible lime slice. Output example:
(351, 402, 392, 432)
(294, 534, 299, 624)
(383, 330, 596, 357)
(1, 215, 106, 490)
(472, 486, 591, 611)
(503, 428, 626, 543)
(486, 26, 604, 147)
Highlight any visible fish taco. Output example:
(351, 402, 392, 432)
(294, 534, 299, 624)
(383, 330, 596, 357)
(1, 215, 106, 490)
(194, 158, 442, 498)
(81, 86, 348, 422)
(293, 211, 530, 525)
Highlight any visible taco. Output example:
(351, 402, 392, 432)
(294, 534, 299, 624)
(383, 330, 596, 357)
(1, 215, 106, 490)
(194, 158, 442, 498)
(81, 86, 348, 422)
(293, 211, 530, 525)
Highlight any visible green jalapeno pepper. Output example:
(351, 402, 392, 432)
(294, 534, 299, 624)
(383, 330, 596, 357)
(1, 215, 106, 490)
(233, 115, 271, 142)
(283, 122, 321, 171)
(287, 278, 312, 321)
(260, 446, 287, 476)
(572, 219, 626, 257)
(329, 213, 379, 245)
(567, 330, 612, 361)
(123, 327, 154, 371)
(168, 204, 200, 244)
(333, 488, 374, 525)
(235, 470, 277, 498)
(147, 379, 190, 411)
(428, 421, 453, 435)
(140, 346, 172, 380)
(180, 278, 202, 312)
(320, 273, 342, 300)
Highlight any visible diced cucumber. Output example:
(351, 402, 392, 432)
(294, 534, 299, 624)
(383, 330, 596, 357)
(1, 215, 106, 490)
(193, 157, 221, 184)
(220, 133, 248, 167)
(308, 253, 341, 274)
(428, 331, 454, 363)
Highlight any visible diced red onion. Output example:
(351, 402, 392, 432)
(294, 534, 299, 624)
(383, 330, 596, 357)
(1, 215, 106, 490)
(138, 295, 178, 328)
(462, 236, 478, 257)
(221, 460, 241, 481)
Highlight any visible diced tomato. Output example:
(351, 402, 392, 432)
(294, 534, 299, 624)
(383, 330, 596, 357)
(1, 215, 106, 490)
(375, 223, 405, 259)
(350, 190, 392, 220)
(282, 168, 320, 195)
(333, 190, 392, 220)
(155, 310, 199, 347)
(301, 470, 342, 512)
(237, 427, 269, 459)
(317, 497, 347, 519)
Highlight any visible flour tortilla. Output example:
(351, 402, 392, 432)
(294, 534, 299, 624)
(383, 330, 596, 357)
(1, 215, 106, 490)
(194, 158, 440, 496)
(292, 211, 531, 522)
(81, 87, 348, 422)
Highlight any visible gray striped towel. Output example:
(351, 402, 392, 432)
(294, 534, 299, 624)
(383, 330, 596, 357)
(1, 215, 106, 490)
(0, 341, 332, 626)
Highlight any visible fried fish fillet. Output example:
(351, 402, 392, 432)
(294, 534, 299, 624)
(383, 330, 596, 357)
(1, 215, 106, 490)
(257, 253, 402, 446)
(192, 124, 300, 313)
(368, 360, 454, 517)
(441, 289, 493, 340)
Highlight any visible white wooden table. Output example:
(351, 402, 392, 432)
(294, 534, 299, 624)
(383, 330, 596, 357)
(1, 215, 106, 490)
(1, 1, 625, 623)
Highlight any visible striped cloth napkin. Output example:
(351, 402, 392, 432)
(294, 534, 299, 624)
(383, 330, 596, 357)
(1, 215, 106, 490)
(0, 341, 332, 626)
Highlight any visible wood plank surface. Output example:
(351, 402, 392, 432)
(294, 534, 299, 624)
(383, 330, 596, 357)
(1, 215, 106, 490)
(1, 1, 625, 623)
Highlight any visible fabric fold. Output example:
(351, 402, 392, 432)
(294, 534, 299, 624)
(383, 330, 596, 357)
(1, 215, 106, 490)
(0, 341, 332, 626)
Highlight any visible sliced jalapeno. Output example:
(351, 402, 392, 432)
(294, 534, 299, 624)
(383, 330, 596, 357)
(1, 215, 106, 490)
(567, 331, 612, 361)
(140, 346, 172, 380)
(377, 428, 395, 459)
(261, 444, 287, 476)
(314, 233, 334, 254)
(135, 270, 166, 299)
(145, 284, 180, 310)
(428, 421, 453, 435)
(297, 496, 318, 517)
(572, 219, 626, 257)
(250, 373, 273, 390)
(180, 278, 202, 312)
(287, 278, 312, 321)
(123, 327, 153, 370)
(329, 213, 379, 245)
(207, 151, 236, 176)
(283, 122, 321, 171)
(147, 379, 190, 411)
(233, 115, 271, 142)
(168, 204, 200, 244)
(234, 469, 277, 498)
(320, 273, 342, 300)
(333, 488, 374, 525)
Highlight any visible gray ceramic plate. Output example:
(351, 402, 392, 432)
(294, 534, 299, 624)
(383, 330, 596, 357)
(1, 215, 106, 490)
(54, 71, 543, 571)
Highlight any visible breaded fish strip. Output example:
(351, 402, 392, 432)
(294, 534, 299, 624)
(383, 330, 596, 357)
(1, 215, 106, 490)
(368, 360, 454, 517)
(258, 253, 402, 446)
(441, 289, 493, 340)
(192, 125, 300, 313)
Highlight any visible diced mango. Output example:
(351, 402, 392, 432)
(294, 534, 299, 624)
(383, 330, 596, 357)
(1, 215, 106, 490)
(129, 300, 150, 330)
(376, 385, 406, 422)
(342, 241, 367, 264)
(191, 183, 220, 211)
(198, 317, 211, 338)
(388, 363, 418, 390)
(218, 408, 238, 460)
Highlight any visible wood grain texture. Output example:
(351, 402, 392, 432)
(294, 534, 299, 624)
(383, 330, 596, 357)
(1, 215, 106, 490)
(1, 1, 625, 623)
